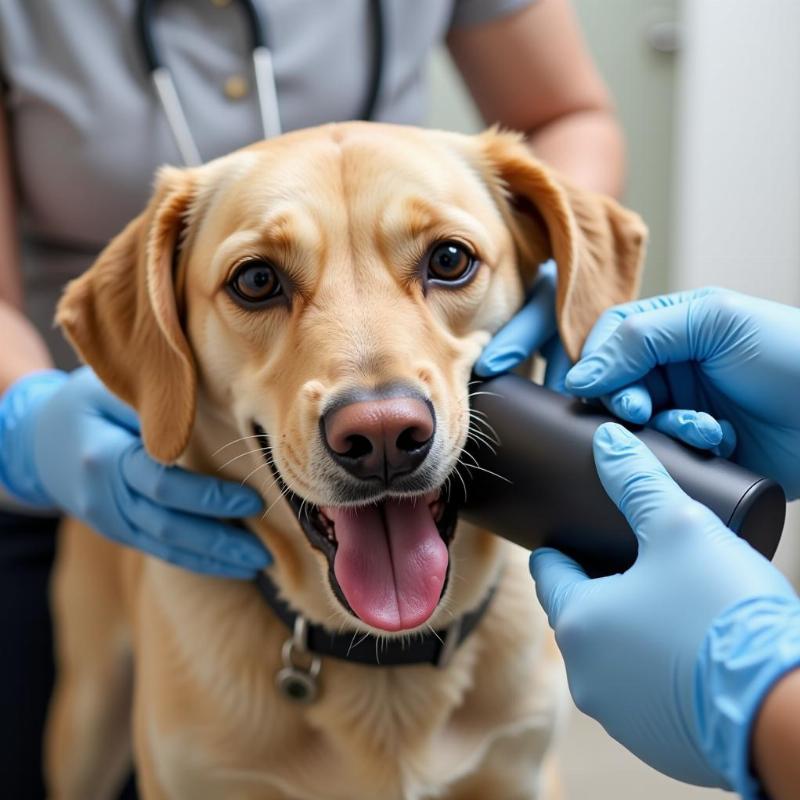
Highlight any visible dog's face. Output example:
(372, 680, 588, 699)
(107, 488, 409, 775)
(57, 123, 645, 635)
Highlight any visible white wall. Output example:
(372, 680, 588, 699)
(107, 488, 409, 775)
(673, 0, 800, 300)
(673, 0, 800, 579)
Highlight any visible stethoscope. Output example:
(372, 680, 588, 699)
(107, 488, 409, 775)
(136, 0, 385, 167)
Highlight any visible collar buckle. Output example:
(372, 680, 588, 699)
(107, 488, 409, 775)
(275, 615, 322, 704)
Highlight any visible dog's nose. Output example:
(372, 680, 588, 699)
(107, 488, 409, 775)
(322, 395, 435, 483)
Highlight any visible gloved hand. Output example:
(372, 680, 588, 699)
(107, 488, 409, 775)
(473, 260, 572, 391)
(0, 367, 270, 578)
(531, 422, 800, 796)
(564, 288, 800, 499)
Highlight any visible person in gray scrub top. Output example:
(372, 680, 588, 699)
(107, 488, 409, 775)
(0, 1, 623, 795)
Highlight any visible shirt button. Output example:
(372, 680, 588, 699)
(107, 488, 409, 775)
(224, 75, 249, 100)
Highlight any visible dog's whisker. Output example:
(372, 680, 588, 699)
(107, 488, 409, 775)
(467, 412, 497, 435)
(347, 630, 371, 657)
(451, 462, 469, 500)
(321, 610, 345, 629)
(466, 390, 503, 400)
(468, 412, 500, 442)
(298, 497, 313, 521)
(211, 433, 270, 457)
(262, 485, 292, 519)
(424, 623, 444, 646)
(457, 454, 512, 485)
(467, 437, 498, 458)
(216, 446, 270, 473)
(239, 460, 271, 486)
(465, 428, 498, 455)
(468, 414, 500, 444)
(466, 438, 497, 459)
(466, 427, 497, 450)
(257, 470, 285, 498)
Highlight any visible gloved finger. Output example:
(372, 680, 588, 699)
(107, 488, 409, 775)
(530, 547, 590, 628)
(600, 381, 653, 425)
(711, 420, 737, 458)
(78, 367, 141, 434)
(578, 289, 710, 358)
(541, 335, 571, 393)
(593, 422, 697, 549)
(121, 443, 264, 517)
(649, 409, 724, 450)
(473, 260, 557, 377)
(597, 370, 671, 424)
(119, 494, 271, 572)
(565, 302, 696, 397)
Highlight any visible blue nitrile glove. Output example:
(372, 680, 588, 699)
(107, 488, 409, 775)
(564, 288, 800, 499)
(0, 367, 270, 578)
(531, 423, 800, 797)
(474, 260, 572, 391)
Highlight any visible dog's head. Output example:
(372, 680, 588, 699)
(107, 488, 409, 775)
(57, 123, 645, 635)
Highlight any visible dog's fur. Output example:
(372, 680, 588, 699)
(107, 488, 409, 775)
(45, 123, 645, 800)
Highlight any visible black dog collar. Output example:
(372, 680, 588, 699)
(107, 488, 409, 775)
(255, 570, 496, 668)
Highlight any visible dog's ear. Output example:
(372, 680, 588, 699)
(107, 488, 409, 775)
(477, 129, 647, 361)
(57, 166, 197, 463)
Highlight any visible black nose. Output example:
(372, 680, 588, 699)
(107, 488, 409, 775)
(321, 391, 435, 484)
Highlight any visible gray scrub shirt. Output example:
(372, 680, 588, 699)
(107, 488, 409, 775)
(0, 0, 532, 369)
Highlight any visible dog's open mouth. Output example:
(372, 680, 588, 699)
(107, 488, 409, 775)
(253, 424, 459, 632)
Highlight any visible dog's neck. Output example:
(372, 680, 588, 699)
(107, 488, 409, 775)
(180, 402, 502, 671)
(253, 568, 498, 669)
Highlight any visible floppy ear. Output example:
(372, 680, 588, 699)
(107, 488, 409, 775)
(56, 166, 197, 463)
(477, 129, 647, 361)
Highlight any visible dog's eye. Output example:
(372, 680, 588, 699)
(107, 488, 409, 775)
(228, 260, 283, 305)
(426, 242, 476, 285)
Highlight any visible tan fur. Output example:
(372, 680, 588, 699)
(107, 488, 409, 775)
(47, 123, 645, 799)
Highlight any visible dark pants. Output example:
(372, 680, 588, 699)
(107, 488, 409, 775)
(0, 510, 137, 799)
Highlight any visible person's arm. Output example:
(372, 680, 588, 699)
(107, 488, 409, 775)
(0, 109, 269, 579)
(752, 668, 800, 800)
(447, 0, 624, 196)
(0, 108, 53, 392)
(531, 422, 800, 796)
(0, 304, 54, 392)
(478, 286, 800, 501)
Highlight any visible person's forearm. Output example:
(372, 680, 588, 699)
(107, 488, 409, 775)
(752, 667, 800, 800)
(446, 0, 625, 200)
(0, 101, 50, 391)
(524, 108, 625, 198)
(0, 300, 53, 394)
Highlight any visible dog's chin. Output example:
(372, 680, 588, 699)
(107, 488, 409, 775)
(252, 424, 459, 634)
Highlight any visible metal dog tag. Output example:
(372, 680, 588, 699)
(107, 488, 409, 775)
(276, 665, 319, 703)
(276, 616, 321, 704)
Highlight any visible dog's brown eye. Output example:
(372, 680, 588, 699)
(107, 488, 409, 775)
(229, 260, 283, 305)
(427, 242, 476, 284)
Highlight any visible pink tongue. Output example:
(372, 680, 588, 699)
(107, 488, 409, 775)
(324, 499, 449, 632)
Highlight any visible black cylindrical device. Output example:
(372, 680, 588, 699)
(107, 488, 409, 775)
(461, 374, 786, 577)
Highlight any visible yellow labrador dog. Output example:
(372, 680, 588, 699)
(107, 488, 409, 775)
(47, 123, 645, 800)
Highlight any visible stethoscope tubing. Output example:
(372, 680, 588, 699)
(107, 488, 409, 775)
(137, 0, 384, 167)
